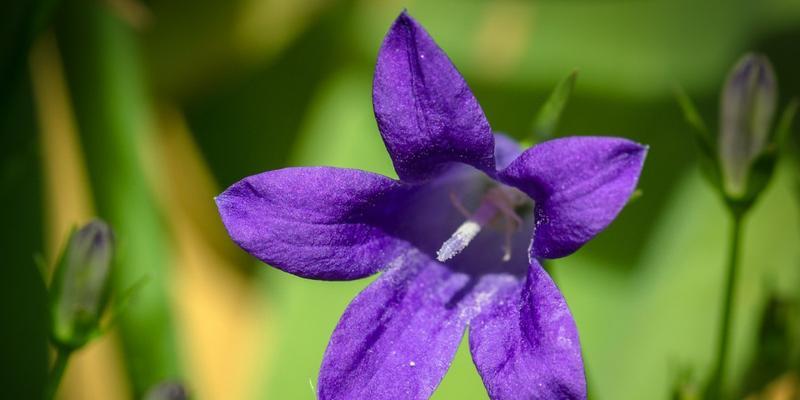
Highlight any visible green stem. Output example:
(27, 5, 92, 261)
(44, 347, 72, 400)
(707, 210, 744, 399)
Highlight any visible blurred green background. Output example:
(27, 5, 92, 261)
(2, 0, 800, 399)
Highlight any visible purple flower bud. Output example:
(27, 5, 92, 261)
(49, 220, 114, 348)
(144, 381, 189, 400)
(719, 53, 777, 197)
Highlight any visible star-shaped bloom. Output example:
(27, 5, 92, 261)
(216, 11, 646, 400)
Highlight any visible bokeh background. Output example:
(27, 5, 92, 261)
(3, 0, 800, 399)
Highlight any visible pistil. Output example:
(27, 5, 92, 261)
(436, 186, 527, 262)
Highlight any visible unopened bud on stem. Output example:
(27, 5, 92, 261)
(144, 381, 189, 400)
(49, 220, 114, 349)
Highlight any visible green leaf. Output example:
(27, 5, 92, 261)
(532, 70, 577, 141)
(739, 294, 798, 396)
(97, 274, 151, 337)
(673, 85, 712, 151)
(33, 253, 48, 286)
(672, 85, 727, 196)
(0, 48, 48, 399)
(772, 98, 798, 147)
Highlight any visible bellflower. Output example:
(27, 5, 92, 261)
(216, 12, 646, 400)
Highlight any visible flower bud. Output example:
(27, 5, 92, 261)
(719, 53, 777, 197)
(144, 381, 189, 400)
(49, 220, 114, 349)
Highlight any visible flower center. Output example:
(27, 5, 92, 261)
(436, 185, 529, 262)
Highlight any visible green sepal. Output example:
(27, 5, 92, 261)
(698, 152, 726, 201)
(532, 70, 578, 141)
(95, 275, 150, 338)
(673, 85, 726, 197)
(726, 100, 796, 212)
(673, 85, 713, 151)
(627, 188, 644, 205)
(725, 150, 777, 214)
(772, 98, 798, 147)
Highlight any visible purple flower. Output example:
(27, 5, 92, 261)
(216, 11, 646, 400)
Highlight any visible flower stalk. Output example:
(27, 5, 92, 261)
(44, 347, 72, 400)
(45, 220, 114, 399)
(706, 210, 744, 399)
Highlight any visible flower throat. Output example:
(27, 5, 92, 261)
(436, 185, 529, 263)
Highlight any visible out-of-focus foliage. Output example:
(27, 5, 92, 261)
(4, 0, 800, 399)
(0, 1, 49, 397)
(0, 70, 48, 400)
(740, 294, 800, 397)
(55, 0, 180, 393)
(531, 70, 578, 142)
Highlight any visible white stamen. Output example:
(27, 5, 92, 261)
(502, 215, 514, 262)
(437, 185, 528, 263)
(436, 220, 482, 261)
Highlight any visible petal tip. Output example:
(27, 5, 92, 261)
(629, 142, 649, 170)
(634, 141, 649, 154)
(389, 9, 418, 36)
(396, 9, 415, 24)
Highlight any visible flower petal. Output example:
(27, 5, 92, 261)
(318, 250, 510, 399)
(469, 260, 586, 400)
(498, 136, 646, 258)
(373, 11, 495, 182)
(216, 167, 410, 280)
(493, 133, 523, 170)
